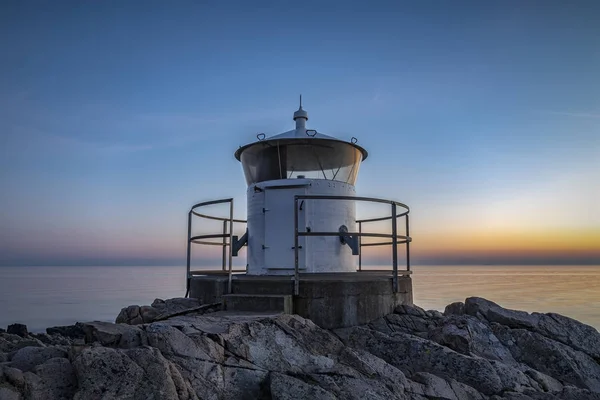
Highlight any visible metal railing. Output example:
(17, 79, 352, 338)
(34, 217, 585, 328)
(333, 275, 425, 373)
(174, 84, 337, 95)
(185, 198, 247, 297)
(294, 195, 411, 296)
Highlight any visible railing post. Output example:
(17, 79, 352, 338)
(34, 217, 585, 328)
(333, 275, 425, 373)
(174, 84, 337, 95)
(185, 210, 192, 298)
(227, 199, 234, 294)
(222, 220, 227, 271)
(294, 196, 299, 296)
(358, 221, 362, 271)
(405, 213, 411, 272)
(391, 203, 398, 293)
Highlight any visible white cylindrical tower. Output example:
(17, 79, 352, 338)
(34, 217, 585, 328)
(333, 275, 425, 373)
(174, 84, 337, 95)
(234, 102, 368, 275)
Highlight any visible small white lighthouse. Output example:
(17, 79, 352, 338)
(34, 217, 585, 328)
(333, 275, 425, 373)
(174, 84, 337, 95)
(234, 99, 367, 275)
(186, 99, 412, 329)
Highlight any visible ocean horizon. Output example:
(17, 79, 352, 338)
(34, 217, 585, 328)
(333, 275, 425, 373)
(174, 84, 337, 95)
(1, 264, 598, 332)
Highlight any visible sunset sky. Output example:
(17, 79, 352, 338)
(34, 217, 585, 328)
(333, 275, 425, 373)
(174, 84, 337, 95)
(1, 1, 598, 267)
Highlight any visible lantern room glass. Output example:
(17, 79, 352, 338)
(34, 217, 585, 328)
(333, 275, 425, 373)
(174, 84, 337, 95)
(240, 139, 363, 185)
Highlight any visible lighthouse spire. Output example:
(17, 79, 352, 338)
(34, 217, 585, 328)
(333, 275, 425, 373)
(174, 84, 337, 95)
(293, 94, 308, 132)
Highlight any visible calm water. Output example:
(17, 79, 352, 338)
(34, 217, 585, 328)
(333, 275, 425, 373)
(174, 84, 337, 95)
(0, 265, 598, 332)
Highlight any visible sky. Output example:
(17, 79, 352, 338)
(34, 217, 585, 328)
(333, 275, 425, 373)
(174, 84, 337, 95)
(0, 1, 598, 267)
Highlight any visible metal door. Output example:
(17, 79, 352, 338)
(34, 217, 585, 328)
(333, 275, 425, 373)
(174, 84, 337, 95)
(264, 186, 307, 271)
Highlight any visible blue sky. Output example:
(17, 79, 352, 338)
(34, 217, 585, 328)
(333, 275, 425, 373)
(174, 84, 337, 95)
(1, 1, 598, 266)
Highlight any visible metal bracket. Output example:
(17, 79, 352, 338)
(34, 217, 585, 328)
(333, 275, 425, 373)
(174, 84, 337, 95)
(231, 229, 248, 256)
(339, 225, 359, 255)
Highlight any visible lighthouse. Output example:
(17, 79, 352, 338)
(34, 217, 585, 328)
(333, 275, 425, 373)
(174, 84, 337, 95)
(235, 99, 366, 275)
(186, 99, 413, 329)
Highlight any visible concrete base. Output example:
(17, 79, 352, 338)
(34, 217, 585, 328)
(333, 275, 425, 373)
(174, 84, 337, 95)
(223, 294, 293, 314)
(189, 272, 413, 329)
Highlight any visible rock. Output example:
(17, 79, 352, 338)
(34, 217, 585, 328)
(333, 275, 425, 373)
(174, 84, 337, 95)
(0, 334, 44, 353)
(493, 324, 600, 392)
(535, 312, 600, 360)
(46, 324, 85, 339)
(449, 380, 486, 400)
(151, 298, 167, 308)
(3, 367, 25, 388)
(465, 297, 600, 360)
(411, 372, 458, 400)
(154, 297, 201, 313)
(394, 303, 428, 317)
(9, 347, 68, 372)
(3, 296, 599, 400)
(77, 321, 146, 348)
(384, 313, 435, 336)
(524, 369, 563, 393)
(221, 315, 345, 375)
(72, 346, 176, 399)
(145, 322, 224, 362)
(444, 301, 465, 316)
(308, 373, 405, 400)
(269, 372, 336, 400)
(427, 310, 444, 319)
(430, 315, 516, 363)
(553, 386, 600, 400)
(24, 357, 77, 400)
(0, 328, 5, 333)
(115, 305, 143, 325)
(465, 297, 540, 329)
(335, 325, 505, 396)
(6, 324, 28, 338)
(140, 305, 160, 323)
(116, 298, 214, 326)
(0, 387, 21, 400)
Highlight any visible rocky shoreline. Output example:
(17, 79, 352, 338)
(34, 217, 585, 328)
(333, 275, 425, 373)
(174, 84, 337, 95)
(1, 297, 599, 400)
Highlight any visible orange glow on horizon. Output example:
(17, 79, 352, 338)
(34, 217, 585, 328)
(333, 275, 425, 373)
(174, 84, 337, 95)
(362, 227, 600, 263)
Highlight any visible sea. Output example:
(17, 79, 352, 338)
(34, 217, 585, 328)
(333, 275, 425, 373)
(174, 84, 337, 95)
(0, 265, 598, 332)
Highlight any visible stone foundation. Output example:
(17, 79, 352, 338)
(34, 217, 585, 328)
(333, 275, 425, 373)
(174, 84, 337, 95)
(189, 272, 413, 329)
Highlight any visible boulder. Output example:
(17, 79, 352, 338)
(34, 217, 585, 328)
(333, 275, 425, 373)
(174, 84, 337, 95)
(140, 305, 160, 323)
(444, 301, 465, 316)
(493, 324, 600, 392)
(9, 347, 68, 372)
(23, 357, 77, 400)
(152, 297, 201, 313)
(430, 315, 515, 363)
(6, 324, 28, 338)
(77, 321, 146, 348)
(0, 334, 44, 353)
(335, 325, 505, 396)
(46, 324, 85, 339)
(0, 387, 21, 400)
(465, 297, 600, 360)
(3, 366, 25, 389)
(115, 305, 143, 325)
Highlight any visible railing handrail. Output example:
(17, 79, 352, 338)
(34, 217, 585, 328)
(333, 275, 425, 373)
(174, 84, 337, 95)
(293, 194, 411, 296)
(186, 198, 246, 297)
